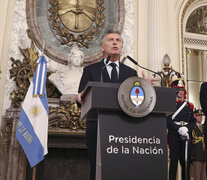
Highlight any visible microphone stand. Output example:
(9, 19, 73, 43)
(126, 56, 164, 87)
(100, 55, 111, 82)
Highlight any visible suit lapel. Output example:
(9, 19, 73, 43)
(99, 60, 111, 82)
(102, 68, 111, 83)
(118, 63, 124, 83)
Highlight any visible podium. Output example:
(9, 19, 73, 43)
(81, 81, 177, 180)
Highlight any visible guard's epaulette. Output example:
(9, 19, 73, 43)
(187, 101, 194, 110)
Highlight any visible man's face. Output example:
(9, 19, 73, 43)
(101, 33, 123, 58)
(195, 115, 203, 124)
(176, 89, 185, 99)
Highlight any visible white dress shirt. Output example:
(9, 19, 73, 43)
(104, 59, 120, 79)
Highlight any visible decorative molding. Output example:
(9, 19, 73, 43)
(184, 37, 207, 46)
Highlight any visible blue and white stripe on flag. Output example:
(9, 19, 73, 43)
(33, 56, 48, 96)
(16, 55, 49, 168)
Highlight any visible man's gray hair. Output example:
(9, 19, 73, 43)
(100, 29, 122, 46)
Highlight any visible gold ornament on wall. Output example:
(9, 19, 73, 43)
(9, 41, 39, 108)
(8, 30, 83, 131)
(48, 0, 104, 48)
(9, 30, 61, 107)
(49, 101, 84, 131)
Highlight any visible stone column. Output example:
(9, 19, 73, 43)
(148, 0, 168, 71)
(136, 0, 149, 74)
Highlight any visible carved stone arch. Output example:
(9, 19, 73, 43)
(26, 0, 125, 65)
(179, 0, 207, 73)
(179, 0, 207, 107)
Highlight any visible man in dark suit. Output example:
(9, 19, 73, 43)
(200, 82, 207, 175)
(200, 82, 207, 141)
(77, 30, 137, 180)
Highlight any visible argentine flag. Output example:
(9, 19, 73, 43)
(16, 56, 49, 167)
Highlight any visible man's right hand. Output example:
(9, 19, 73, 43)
(76, 91, 84, 104)
(141, 70, 155, 85)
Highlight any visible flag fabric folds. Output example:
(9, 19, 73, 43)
(16, 56, 49, 168)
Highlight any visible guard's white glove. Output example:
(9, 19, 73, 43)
(178, 126, 188, 137)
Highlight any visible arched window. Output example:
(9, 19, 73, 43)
(182, 2, 207, 109)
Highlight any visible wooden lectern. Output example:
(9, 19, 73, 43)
(81, 81, 177, 180)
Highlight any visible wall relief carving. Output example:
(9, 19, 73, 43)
(26, 0, 125, 65)
(48, 0, 104, 48)
(49, 101, 86, 131)
(186, 6, 207, 34)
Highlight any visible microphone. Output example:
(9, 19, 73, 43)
(100, 55, 111, 82)
(126, 56, 138, 65)
(126, 55, 164, 87)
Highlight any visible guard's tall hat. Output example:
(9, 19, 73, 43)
(170, 78, 185, 89)
(194, 109, 204, 116)
(170, 78, 187, 100)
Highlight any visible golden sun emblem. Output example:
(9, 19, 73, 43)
(30, 106, 41, 116)
(134, 81, 140, 86)
(58, 0, 96, 32)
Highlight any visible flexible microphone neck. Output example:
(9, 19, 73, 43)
(126, 55, 164, 87)
(100, 55, 111, 82)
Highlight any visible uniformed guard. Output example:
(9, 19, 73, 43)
(167, 78, 196, 180)
(191, 109, 206, 180)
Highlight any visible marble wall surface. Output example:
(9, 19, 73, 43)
(3, 0, 29, 114)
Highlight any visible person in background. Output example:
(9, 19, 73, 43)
(200, 82, 207, 175)
(191, 109, 206, 180)
(167, 78, 196, 180)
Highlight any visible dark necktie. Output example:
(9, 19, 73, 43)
(110, 63, 118, 83)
